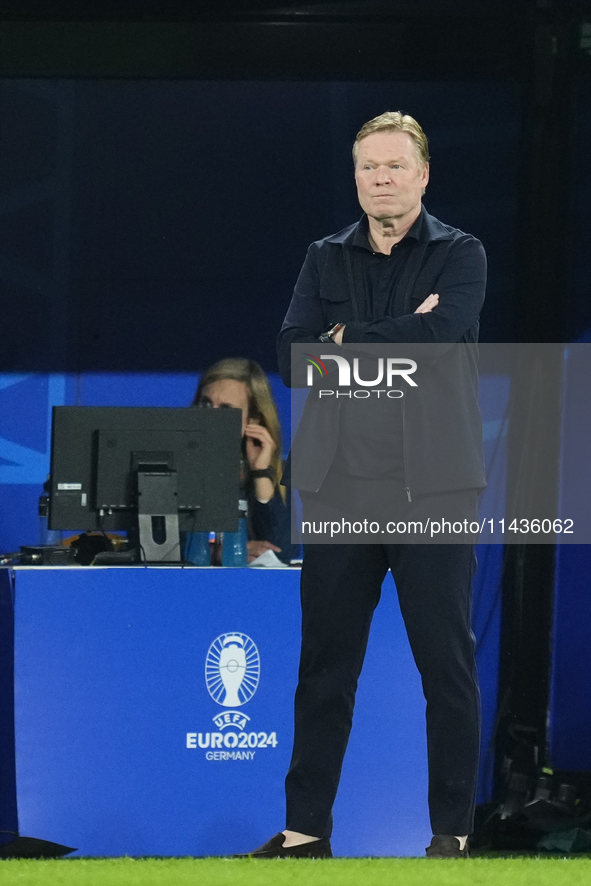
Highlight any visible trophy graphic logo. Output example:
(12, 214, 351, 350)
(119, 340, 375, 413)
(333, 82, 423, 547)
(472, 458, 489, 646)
(205, 633, 260, 707)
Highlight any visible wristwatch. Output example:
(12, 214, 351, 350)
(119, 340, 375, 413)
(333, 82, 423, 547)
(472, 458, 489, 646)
(318, 322, 346, 343)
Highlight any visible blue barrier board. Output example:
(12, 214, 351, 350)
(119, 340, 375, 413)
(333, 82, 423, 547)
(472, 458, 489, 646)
(11, 566, 429, 857)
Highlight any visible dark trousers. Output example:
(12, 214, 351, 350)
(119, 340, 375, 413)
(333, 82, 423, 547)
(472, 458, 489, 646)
(284, 542, 481, 838)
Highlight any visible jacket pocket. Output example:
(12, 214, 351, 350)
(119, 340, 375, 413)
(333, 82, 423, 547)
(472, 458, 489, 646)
(318, 288, 351, 327)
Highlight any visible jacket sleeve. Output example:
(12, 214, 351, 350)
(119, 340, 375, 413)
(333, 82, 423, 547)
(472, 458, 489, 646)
(277, 244, 326, 386)
(343, 235, 486, 345)
(249, 491, 296, 564)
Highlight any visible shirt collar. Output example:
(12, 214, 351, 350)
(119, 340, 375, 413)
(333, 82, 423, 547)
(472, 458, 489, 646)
(352, 210, 424, 251)
(326, 206, 454, 249)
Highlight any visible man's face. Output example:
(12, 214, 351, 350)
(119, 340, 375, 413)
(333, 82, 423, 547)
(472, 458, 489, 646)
(355, 131, 429, 224)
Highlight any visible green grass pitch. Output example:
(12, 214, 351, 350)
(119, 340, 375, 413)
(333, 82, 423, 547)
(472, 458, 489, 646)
(0, 857, 590, 886)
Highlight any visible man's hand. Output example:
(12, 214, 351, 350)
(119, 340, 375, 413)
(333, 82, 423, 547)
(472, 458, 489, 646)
(415, 292, 439, 313)
(247, 540, 282, 563)
(333, 325, 345, 345)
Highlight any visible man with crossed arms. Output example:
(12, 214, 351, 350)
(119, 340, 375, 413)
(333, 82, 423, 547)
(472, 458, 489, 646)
(247, 111, 486, 859)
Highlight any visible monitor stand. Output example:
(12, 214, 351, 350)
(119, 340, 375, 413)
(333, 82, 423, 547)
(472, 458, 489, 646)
(136, 470, 181, 563)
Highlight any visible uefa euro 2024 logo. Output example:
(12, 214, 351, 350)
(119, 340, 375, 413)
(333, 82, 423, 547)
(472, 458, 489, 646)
(186, 633, 277, 757)
(205, 633, 260, 707)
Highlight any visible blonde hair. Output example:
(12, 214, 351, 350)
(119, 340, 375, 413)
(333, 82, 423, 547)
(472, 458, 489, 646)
(352, 110, 430, 168)
(193, 358, 285, 500)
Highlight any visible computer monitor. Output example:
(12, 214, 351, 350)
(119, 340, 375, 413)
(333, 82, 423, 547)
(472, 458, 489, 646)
(48, 406, 242, 563)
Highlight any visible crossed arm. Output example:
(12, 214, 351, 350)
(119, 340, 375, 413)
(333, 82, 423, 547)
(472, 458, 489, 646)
(331, 292, 439, 344)
(277, 236, 487, 384)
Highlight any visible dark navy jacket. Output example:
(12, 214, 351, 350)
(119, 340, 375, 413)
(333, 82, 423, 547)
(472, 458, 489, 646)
(277, 208, 488, 497)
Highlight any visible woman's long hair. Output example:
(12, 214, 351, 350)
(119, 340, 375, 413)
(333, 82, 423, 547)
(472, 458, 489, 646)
(193, 358, 285, 500)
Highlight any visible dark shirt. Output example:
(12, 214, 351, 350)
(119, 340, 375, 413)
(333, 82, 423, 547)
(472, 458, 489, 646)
(331, 213, 422, 479)
(350, 211, 422, 318)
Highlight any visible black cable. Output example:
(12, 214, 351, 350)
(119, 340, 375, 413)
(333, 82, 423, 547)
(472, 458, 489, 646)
(97, 509, 113, 545)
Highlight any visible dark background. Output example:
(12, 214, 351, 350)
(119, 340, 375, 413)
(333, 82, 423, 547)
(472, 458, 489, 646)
(0, 78, 520, 372)
(1, 0, 589, 375)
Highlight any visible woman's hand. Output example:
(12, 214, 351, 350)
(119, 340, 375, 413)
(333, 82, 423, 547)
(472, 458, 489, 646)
(244, 421, 276, 471)
(247, 540, 282, 563)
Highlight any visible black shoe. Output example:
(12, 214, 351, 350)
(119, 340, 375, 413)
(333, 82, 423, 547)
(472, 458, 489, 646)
(425, 835, 469, 858)
(238, 832, 332, 858)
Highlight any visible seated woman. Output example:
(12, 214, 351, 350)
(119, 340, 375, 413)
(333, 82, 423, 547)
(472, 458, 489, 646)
(187, 358, 294, 565)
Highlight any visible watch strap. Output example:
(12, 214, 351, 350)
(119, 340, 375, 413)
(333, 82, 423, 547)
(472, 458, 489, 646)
(250, 467, 275, 481)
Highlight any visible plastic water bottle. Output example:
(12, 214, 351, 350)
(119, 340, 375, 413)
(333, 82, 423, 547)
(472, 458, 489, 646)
(222, 499, 248, 567)
(184, 531, 212, 566)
